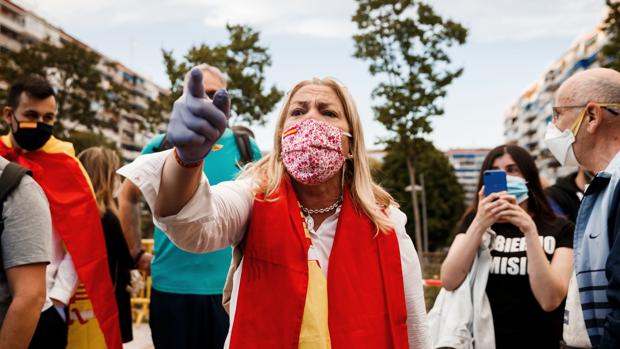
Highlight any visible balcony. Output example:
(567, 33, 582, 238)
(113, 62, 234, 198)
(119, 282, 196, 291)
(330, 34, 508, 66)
(0, 32, 20, 51)
(0, 5, 25, 28)
(120, 148, 141, 162)
(121, 142, 143, 153)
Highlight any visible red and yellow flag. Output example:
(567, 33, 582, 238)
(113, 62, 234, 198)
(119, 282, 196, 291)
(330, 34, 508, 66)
(0, 135, 122, 349)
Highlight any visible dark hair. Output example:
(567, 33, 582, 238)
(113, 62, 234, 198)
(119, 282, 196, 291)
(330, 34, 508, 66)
(231, 125, 256, 138)
(7, 75, 55, 110)
(466, 144, 555, 220)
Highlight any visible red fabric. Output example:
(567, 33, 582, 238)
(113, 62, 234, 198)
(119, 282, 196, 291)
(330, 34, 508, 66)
(0, 139, 122, 349)
(230, 180, 409, 348)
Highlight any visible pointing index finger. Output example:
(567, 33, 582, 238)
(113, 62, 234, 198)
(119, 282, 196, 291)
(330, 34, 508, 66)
(186, 67, 206, 99)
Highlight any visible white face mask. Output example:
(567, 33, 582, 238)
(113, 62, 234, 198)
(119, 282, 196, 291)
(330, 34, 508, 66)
(545, 103, 620, 167)
(544, 122, 580, 167)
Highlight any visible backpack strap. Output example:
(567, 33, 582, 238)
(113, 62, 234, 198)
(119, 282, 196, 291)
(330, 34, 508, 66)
(231, 127, 254, 167)
(0, 162, 31, 236)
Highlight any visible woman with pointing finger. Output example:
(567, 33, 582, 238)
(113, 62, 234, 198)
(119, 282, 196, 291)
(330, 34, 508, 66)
(119, 68, 430, 349)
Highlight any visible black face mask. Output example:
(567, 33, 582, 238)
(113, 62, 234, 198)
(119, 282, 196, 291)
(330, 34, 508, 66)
(11, 113, 53, 151)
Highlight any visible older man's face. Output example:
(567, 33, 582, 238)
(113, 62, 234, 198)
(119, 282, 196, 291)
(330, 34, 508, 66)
(553, 86, 584, 133)
(202, 71, 225, 100)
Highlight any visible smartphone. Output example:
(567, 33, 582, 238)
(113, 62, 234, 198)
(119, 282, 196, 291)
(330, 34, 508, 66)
(484, 170, 507, 197)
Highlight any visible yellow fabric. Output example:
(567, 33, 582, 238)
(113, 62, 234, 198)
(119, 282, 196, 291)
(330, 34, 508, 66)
(67, 284, 107, 349)
(1, 135, 74, 156)
(298, 261, 331, 349)
(2, 135, 97, 194)
(40, 136, 76, 156)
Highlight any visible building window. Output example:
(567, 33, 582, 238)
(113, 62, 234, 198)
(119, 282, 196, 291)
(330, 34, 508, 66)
(0, 5, 25, 26)
(0, 25, 20, 41)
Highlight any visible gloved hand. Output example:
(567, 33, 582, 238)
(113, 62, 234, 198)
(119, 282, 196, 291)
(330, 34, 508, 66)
(167, 67, 231, 163)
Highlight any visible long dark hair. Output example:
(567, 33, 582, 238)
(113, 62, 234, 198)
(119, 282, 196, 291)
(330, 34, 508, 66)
(466, 145, 555, 220)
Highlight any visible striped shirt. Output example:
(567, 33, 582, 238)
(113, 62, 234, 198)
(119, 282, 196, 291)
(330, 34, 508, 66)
(574, 150, 620, 347)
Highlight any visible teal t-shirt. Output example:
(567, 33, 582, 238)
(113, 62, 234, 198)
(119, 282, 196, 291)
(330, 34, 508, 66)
(142, 129, 261, 295)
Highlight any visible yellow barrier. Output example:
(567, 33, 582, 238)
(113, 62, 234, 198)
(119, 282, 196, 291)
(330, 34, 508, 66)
(131, 238, 153, 327)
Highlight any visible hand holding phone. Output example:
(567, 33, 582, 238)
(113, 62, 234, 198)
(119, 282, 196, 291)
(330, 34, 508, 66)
(472, 170, 510, 230)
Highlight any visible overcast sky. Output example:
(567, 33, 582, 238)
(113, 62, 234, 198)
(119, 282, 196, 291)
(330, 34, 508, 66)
(14, 0, 609, 151)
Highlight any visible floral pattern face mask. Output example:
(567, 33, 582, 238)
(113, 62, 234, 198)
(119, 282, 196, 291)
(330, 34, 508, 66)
(281, 118, 352, 186)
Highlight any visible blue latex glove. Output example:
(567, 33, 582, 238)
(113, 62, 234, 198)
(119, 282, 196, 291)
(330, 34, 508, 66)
(167, 67, 231, 163)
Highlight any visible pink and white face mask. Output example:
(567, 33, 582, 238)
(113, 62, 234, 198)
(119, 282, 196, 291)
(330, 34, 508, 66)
(281, 119, 352, 186)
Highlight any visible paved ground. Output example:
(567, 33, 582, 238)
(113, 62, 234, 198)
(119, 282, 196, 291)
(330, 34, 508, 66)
(123, 323, 154, 349)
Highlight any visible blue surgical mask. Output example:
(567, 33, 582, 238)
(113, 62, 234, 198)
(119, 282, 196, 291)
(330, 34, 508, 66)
(507, 175, 529, 204)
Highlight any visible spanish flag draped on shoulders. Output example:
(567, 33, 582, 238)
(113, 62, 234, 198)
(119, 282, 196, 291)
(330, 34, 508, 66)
(0, 135, 122, 349)
(229, 180, 410, 349)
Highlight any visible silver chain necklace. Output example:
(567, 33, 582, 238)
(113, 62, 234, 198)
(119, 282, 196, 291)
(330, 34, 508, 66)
(300, 196, 343, 232)
(300, 196, 343, 215)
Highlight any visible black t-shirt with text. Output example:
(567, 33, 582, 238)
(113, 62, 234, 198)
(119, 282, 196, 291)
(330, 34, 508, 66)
(456, 212, 574, 349)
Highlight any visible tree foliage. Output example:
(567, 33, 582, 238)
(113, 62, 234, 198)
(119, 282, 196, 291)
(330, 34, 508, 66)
(1, 41, 120, 132)
(0, 40, 136, 141)
(146, 24, 283, 126)
(69, 130, 119, 156)
(601, 0, 620, 71)
(352, 0, 467, 144)
(352, 0, 467, 252)
(376, 140, 465, 250)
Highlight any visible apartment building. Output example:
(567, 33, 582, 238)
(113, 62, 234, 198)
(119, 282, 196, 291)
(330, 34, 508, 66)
(504, 23, 606, 181)
(0, 0, 168, 161)
(446, 148, 490, 205)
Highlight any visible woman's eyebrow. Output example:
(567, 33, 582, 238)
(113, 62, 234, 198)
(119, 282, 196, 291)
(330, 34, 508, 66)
(317, 102, 336, 109)
(290, 101, 309, 108)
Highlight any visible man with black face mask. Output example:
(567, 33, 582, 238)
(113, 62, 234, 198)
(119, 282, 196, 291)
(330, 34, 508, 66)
(0, 76, 122, 349)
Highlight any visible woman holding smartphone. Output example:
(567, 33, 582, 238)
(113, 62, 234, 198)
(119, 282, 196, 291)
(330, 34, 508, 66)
(441, 145, 574, 349)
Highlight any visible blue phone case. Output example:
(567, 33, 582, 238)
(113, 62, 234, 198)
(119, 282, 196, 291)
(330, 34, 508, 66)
(484, 170, 507, 196)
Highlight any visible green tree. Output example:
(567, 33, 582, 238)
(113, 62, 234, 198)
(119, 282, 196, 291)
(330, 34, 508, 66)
(2, 41, 102, 131)
(0, 40, 135, 142)
(376, 140, 465, 250)
(68, 130, 119, 156)
(146, 24, 283, 126)
(352, 0, 467, 254)
(601, 0, 620, 70)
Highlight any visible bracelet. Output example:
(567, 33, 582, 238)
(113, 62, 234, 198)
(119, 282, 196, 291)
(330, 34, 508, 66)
(173, 148, 203, 168)
(133, 249, 146, 268)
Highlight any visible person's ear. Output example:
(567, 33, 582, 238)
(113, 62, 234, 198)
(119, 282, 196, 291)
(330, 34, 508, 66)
(584, 103, 603, 135)
(2, 107, 13, 129)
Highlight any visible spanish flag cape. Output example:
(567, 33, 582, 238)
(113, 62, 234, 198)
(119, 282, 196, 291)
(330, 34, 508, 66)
(230, 180, 409, 348)
(0, 135, 122, 349)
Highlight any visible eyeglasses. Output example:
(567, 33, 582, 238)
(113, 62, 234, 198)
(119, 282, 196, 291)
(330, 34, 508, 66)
(552, 104, 619, 122)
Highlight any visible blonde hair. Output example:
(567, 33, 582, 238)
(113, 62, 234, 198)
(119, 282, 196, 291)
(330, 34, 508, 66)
(242, 78, 397, 233)
(184, 64, 228, 89)
(78, 147, 120, 217)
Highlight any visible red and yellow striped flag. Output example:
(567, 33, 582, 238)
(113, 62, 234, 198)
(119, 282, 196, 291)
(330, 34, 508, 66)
(0, 135, 122, 349)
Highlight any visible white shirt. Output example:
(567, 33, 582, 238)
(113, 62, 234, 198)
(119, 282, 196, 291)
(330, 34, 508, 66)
(42, 227, 78, 311)
(118, 150, 431, 349)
